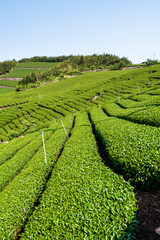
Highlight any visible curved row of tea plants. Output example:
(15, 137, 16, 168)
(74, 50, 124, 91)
(89, 107, 160, 189)
(0, 64, 160, 141)
(0, 115, 74, 239)
(0, 131, 39, 166)
(20, 112, 137, 240)
(118, 95, 160, 108)
(0, 129, 55, 191)
(103, 103, 160, 127)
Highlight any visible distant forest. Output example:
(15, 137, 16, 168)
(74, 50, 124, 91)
(19, 56, 71, 63)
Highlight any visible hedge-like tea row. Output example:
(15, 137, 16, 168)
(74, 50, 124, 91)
(0, 115, 74, 239)
(0, 143, 8, 150)
(0, 102, 61, 140)
(37, 103, 62, 118)
(55, 106, 69, 116)
(34, 109, 53, 121)
(0, 132, 50, 191)
(30, 111, 45, 121)
(0, 121, 59, 190)
(73, 99, 88, 109)
(89, 107, 160, 189)
(60, 102, 75, 113)
(103, 103, 160, 127)
(78, 98, 94, 107)
(0, 134, 8, 142)
(20, 112, 137, 240)
(147, 88, 160, 95)
(40, 106, 59, 117)
(12, 119, 21, 128)
(0, 116, 14, 128)
(3, 124, 12, 134)
(0, 132, 39, 166)
(130, 94, 153, 102)
(66, 100, 84, 111)
(118, 95, 160, 108)
(0, 98, 29, 108)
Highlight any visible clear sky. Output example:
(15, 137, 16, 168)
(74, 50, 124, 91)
(0, 0, 160, 63)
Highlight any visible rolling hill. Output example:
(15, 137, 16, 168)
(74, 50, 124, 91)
(0, 63, 159, 239)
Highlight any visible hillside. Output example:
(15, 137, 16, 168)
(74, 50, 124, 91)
(0, 61, 60, 94)
(0, 64, 160, 239)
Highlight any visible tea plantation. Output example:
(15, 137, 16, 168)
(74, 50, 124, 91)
(0, 61, 60, 93)
(0, 64, 159, 239)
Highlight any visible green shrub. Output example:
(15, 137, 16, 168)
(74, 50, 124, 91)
(90, 107, 160, 189)
(20, 113, 137, 239)
(146, 59, 158, 66)
(0, 115, 74, 239)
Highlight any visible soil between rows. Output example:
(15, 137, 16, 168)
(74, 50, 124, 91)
(0, 77, 22, 80)
(0, 85, 16, 89)
(135, 189, 160, 240)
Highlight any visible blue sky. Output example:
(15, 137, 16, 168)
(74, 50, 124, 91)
(0, 0, 160, 63)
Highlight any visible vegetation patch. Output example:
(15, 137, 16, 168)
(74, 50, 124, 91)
(14, 61, 60, 69)
(20, 113, 137, 239)
(89, 107, 160, 189)
(0, 59, 160, 238)
(0, 69, 47, 78)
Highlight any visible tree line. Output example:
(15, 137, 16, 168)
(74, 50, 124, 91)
(0, 60, 16, 76)
(19, 56, 72, 63)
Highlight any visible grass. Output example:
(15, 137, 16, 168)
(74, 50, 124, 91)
(0, 69, 47, 78)
(14, 62, 60, 68)
(0, 80, 18, 88)
(0, 88, 14, 95)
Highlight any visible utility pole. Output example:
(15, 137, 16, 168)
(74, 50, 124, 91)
(154, 53, 155, 60)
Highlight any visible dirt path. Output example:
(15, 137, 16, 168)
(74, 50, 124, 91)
(0, 78, 22, 81)
(135, 189, 160, 240)
(0, 86, 16, 89)
(83, 65, 146, 73)
(90, 93, 103, 101)
(0, 106, 10, 110)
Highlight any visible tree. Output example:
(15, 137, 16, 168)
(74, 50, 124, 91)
(146, 59, 158, 66)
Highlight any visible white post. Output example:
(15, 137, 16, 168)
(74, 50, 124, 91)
(137, 83, 141, 94)
(53, 118, 57, 123)
(60, 119, 69, 139)
(41, 131, 47, 165)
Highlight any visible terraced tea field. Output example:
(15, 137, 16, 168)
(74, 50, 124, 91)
(0, 80, 18, 88)
(0, 88, 15, 95)
(0, 64, 160, 239)
(14, 61, 59, 69)
(0, 62, 60, 94)
(0, 69, 47, 79)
